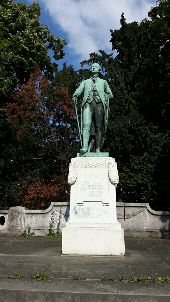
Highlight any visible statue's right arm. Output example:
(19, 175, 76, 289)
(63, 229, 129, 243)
(72, 81, 85, 100)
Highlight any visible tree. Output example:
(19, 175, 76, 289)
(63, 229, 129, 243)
(0, 0, 66, 103)
(0, 1, 77, 209)
(1, 65, 79, 209)
(81, 0, 170, 209)
(109, 2, 170, 208)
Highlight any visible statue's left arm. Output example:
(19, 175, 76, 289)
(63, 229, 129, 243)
(104, 81, 113, 111)
(104, 81, 113, 99)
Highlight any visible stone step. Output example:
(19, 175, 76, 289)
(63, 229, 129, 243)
(0, 237, 169, 302)
(0, 278, 170, 302)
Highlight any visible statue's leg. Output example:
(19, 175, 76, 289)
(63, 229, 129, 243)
(80, 103, 92, 154)
(95, 103, 104, 153)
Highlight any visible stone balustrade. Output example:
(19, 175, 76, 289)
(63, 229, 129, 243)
(0, 202, 169, 238)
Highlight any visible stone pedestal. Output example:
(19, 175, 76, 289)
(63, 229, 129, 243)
(62, 156, 125, 255)
(7, 206, 25, 235)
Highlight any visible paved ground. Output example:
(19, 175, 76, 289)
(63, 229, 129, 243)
(0, 236, 170, 301)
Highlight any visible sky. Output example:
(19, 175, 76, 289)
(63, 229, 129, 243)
(15, 0, 156, 69)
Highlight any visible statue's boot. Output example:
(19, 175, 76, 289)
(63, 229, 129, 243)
(80, 127, 90, 154)
(95, 129, 102, 153)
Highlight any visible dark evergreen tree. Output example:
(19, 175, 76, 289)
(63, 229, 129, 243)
(81, 0, 170, 209)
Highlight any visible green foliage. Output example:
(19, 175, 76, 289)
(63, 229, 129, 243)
(32, 272, 53, 281)
(0, 0, 68, 210)
(72, 274, 86, 281)
(82, 0, 170, 209)
(47, 213, 62, 238)
(9, 272, 53, 281)
(101, 275, 115, 282)
(0, 0, 66, 103)
(119, 276, 152, 284)
(9, 273, 28, 279)
(156, 276, 170, 283)
(72, 274, 170, 284)
(1, 0, 169, 210)
(119, 275, 170, 284)
(1, 65, 78, 209)
(54, 63, 79, 97)
(22, 226, 35, 237)
(46, 230, 62, 239)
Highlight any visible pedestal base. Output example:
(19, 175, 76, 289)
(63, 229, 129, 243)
(62, 222, 125, 255)
(62, 156, 125, 256)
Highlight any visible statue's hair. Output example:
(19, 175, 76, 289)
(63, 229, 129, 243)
(91, 63, 101, 71)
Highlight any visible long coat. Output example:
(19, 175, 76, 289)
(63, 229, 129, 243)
(73, 77, 113, 132)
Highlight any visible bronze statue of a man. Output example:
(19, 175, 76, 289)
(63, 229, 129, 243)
(73, 63, 113, 155)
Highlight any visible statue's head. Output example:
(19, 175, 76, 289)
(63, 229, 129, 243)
(91, 63, 101, 74)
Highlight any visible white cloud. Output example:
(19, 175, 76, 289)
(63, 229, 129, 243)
(37, 0, 156, 59)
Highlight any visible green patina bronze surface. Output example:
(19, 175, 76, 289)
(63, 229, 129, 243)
(77, 152, 109, 157)
(72, 63, 113, 156)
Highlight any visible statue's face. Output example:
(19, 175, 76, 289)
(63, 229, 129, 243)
(91, 63, 101, 73)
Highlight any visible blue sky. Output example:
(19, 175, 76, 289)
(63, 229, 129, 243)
(15, 0, 156, 70)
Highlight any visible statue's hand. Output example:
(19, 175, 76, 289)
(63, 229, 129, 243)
(72, 96, 77, 104)
(105, 95, 110, 108)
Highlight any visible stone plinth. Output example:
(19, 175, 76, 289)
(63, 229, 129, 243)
(62, 156, 125, 255)
(7, 206, 25, 235)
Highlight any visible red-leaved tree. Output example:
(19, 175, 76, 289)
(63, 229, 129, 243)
(4, 66, 78, 209)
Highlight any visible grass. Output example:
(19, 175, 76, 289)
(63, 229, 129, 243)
(72, 274, 170, 284)
(32, 272, 53, 281)
(9, 272, 170, 284)
(9, 272, 53, 281)
(46, 230, 62, 239)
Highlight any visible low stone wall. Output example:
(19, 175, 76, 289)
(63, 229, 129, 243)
(117, 203, 170, 238)
(0, 202, 169, 238)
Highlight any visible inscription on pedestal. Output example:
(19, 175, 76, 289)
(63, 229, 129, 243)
(80, 181, 104, 199)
